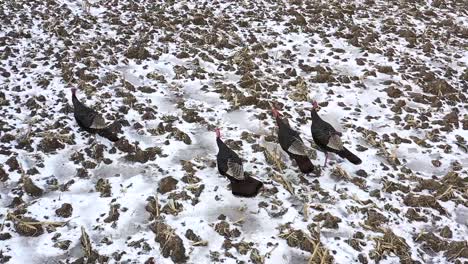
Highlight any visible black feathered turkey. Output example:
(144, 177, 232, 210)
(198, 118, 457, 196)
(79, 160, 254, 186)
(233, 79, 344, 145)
(272, 108, 315, 174)
(71, 88, 119, 142)
(310, 101, 361, 166)
(216, 128, 263, 197)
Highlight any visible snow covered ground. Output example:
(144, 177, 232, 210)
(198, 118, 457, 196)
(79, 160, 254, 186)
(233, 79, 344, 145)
(0, 0, 467, 263)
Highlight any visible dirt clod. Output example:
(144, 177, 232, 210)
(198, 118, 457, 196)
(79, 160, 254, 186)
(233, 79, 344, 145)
(364, 210, 388, 228)
(103, 204, 120, 223)
(13, 217, 44, 237)
(6, 156, 20, 172)
(158, 176, 178, 194)
(96, 178, 112, 197)
(405, 208, 428, 222)
(56, 203, 73, 218)
(185, 229, 201, 242)
(377, 66, 394, 74)
(370, 231, 412, 263)
(423, 79, 457, 97)
(440, 226, 453, 239)
(23, 177, 44, 197)
(150, 221, 188, 263)
(0, 233, 12, 240)
(414, 232, 448, 253)
(125, 147, 161, 163)
(38, 137, 65, 153)
(0, 166, 8, 182)
(313, 213, 342, 229)
(403, 194, 446, 215)
(385, 86, 402, 98)
(214, 221, 241, 238)
(54, 240, 72, 250)
(125, 46, 151, 60)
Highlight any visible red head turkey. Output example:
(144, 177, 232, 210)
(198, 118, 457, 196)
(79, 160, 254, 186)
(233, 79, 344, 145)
(215, 128, 263, 197)
(309, 100, 361, 166)
(271, 107, 315, 174)
(71, 88, 119, 142)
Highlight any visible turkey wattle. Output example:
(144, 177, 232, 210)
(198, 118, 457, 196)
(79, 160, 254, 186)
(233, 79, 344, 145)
(71, 88, 119, 142)
(216, 128, 263, 197)
(271, 108, 315, 174)
(310, 100, 361, 166)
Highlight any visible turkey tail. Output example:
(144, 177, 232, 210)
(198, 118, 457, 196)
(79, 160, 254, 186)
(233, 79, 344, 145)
(338, 147, 362, 165)
(229, 176, 263, 198)
(291, 154, 315, 174)
(97, 127, 120, 142)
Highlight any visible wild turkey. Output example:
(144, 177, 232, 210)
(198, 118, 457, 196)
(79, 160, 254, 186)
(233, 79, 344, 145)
(310, 100, 361, 166)
(71, 88, 119, 142)
(216, 128, 263, 197)
(271, 108, 315, 174)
